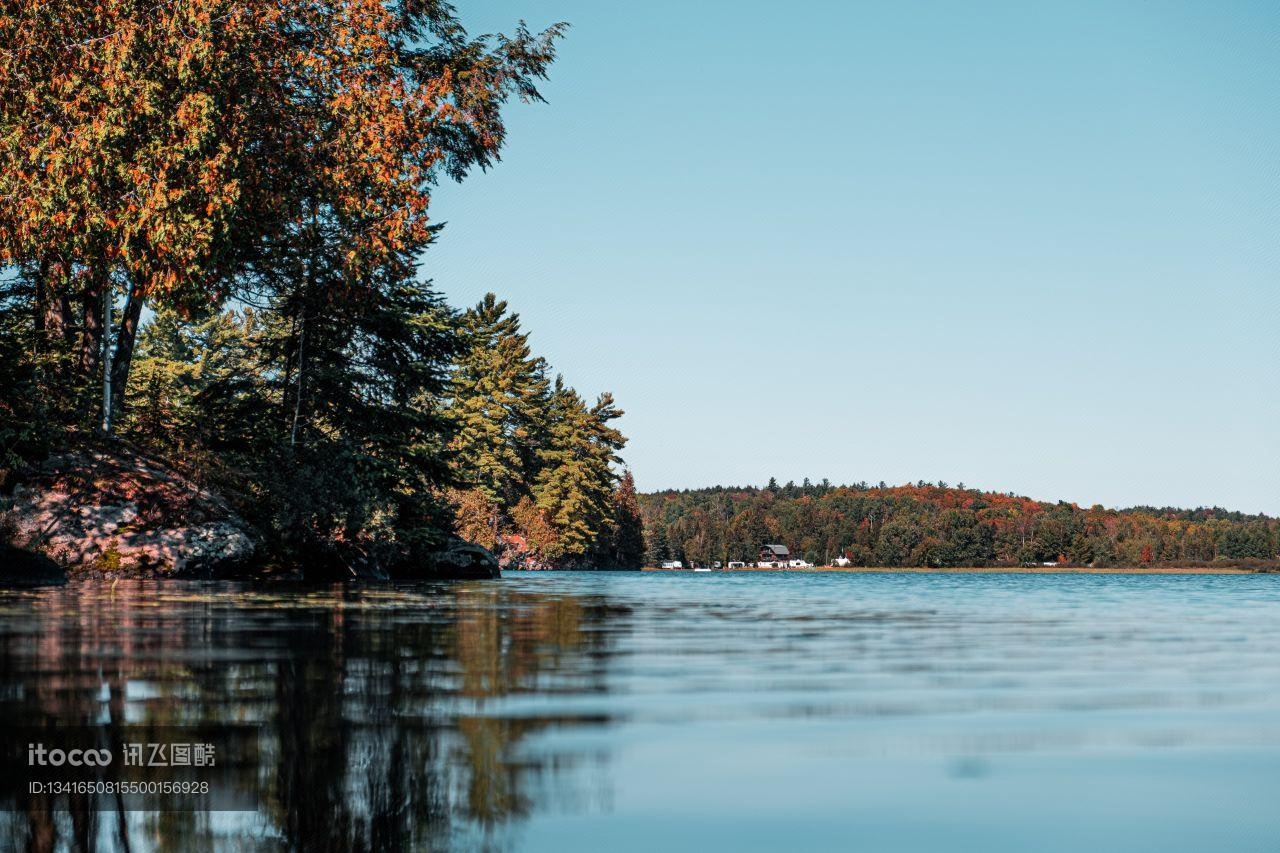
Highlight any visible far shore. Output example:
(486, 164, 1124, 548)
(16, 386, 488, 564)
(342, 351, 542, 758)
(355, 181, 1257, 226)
(641, 565, 1267, 575)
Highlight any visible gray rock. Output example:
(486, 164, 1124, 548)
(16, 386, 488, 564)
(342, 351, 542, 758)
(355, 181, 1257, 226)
(3, 449, 257, 577)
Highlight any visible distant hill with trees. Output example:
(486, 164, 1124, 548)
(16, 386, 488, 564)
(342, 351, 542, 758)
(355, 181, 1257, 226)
(640, 480, 1279, 569)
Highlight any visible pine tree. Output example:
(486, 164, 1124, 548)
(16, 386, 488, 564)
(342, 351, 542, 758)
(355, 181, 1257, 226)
(254, 252, 461, 567)
(529, 379, 624, 563)
(446, 294, 551, 536)
(610, 470, 646, 568)
(126, 305, 267, 464)
(444, 294, 634, 566)
(645, 522, 670, 567)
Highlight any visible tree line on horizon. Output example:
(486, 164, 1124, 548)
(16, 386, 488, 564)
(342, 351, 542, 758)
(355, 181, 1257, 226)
(0, 0, 639, 573)
(640, 479, 1280, 569)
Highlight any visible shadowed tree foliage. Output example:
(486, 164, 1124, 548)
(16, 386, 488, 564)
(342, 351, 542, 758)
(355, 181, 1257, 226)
(126, 304, 266, 464)
(123, 272, 464, 572)
(605, 469, 646, 568)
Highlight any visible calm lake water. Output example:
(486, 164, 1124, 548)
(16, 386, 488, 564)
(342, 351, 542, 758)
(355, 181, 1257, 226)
(1, 571, 1278, 852)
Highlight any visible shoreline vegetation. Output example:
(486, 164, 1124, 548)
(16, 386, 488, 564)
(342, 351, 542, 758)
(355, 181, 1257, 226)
(640, 565, 1269, 575)
(0, 5, 643, 580)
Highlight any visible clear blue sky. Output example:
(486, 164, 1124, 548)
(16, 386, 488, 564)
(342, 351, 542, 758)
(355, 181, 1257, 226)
(426, 1, 1280, 514)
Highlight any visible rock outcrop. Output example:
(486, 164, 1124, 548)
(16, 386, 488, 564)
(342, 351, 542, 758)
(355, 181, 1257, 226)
(0, 544, 67, 586)
(392, 537, 500, 580)
(0, 447, 506, 582)
(2, 449, 257, 577)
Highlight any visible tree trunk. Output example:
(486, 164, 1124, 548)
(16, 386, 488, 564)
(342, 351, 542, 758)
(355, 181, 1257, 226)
(79, 272, 105, 377)
(107, 282, 145, 426)
(34, 256, 74, 353)
(32, 257, 49, 342)
(290, 312, 306, 447)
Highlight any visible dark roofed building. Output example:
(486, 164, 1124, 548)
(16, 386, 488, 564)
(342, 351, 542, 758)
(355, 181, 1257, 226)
(759, 544, 790, 564)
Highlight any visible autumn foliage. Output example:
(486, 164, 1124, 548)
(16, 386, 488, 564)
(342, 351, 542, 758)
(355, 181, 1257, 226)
(1, 0, 562, 278)
(1, 0, 564, 422)
(641, 481, 1280, 569)
(1, 1, 573, 573)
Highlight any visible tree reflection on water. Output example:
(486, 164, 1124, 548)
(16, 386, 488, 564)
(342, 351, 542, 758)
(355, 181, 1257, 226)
(0, 581, 627, 851)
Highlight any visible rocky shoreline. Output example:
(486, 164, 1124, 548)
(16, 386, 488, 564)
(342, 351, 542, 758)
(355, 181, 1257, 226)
(1, 447, 498, 585)
(2, 449, 257, 581)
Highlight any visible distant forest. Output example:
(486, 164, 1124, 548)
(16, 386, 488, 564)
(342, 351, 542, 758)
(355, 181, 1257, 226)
(639, 480, 1280, 569)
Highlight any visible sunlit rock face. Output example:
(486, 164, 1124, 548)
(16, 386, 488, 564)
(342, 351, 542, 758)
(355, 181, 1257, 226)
(3, 449, 256, 577)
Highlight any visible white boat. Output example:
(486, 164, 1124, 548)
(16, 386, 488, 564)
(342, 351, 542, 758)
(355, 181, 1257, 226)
(692, 567, 712, 573)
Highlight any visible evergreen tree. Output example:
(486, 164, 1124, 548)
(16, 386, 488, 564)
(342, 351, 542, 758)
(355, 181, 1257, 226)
(442, 296, 634, 567)
(122, 262, 463, 573)
(445, 294, 551, 537)
(530, 379, 624, 563)
(645, 522, 670, 567)
(126, 305, 267, 466)
(253, 256, 460, 569)
(608, 470, 646, 568)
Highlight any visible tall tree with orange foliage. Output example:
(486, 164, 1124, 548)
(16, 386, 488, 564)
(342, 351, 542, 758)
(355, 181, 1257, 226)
(0, 0, 565, 430)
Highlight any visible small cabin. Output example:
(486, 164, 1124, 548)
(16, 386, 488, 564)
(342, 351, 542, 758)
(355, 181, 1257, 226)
(759, 544, 790, 565)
